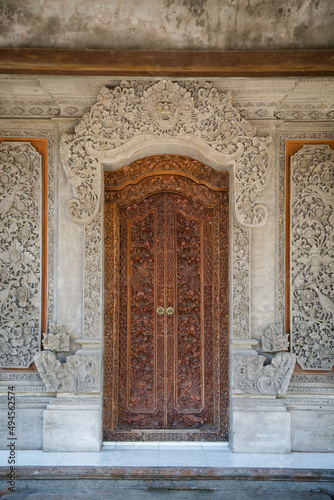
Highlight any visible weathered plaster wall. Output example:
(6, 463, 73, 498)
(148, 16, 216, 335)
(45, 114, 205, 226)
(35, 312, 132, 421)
(0, 0, 333, 50)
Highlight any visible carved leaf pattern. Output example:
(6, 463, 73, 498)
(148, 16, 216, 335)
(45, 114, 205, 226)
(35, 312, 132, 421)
(118, 196, 163, 428)
(126, 210, 156, 413)
(291, 145, 334, 370)
(232, 220, 250, 337)
(175, 211, 203, 412)
(167, 197, 214, 429)
(84, 214, 102, 337)
(0, 142, 42, 368)
(117, 194, 214, 429)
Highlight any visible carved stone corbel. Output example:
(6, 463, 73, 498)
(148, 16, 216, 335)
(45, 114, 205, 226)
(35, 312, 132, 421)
(232, 352, 296, 395)
(34, 351, 101, 393)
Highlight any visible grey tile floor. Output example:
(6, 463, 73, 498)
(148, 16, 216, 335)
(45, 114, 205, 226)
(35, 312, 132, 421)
(0, 443, 333, 469)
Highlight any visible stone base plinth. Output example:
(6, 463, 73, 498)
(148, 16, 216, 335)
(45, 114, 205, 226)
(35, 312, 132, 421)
(290, 408, 334, 452)
(43, 397, 101, 452)
(0, 396, 52, 450)
(230, 399, 291, 454)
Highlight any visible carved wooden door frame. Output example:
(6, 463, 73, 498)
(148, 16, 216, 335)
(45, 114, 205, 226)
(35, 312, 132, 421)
(103, 154, 229, 441)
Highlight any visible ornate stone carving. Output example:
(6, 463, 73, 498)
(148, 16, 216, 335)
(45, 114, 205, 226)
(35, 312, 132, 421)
(34, 351, 100, 393)
(290, 374, 334, 385)
(262, 324, 289, 353)
(290, 145, 334, 370)
(233, 396, 334, 407)
(275, 105, 333, 121)
(232, 219, 250, 337)
(0, 101, 91, 119)
(278, 132, 333, 331)
(286, 387, 334, 395)
(0, 128, 56, 326)
(42, 323, 70, 352)
(0, 142, 43, 368)
(283, 398, 334, 406)
(60, 81, 273, 228)
(232, 353, 296, 395)
(83, 214, 103, 338)
(0, 386, 48, 393)
(232, 397, 285, 408)
(0, 372, 42, 381)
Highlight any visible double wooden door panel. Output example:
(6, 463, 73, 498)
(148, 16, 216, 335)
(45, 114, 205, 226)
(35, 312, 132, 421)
(103, 154, 229, 441)
(118, 192, 213, 430)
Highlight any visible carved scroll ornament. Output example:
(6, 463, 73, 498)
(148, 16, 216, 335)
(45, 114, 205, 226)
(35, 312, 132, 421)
(232, 353, 296, 395)
(34, 351, 100, 393)
(60, 81, 273, 228)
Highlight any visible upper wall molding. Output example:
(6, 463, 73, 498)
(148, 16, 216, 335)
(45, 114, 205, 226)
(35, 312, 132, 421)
(1, 76, 333, 121)
(0, 49, 334, 77)
(60, 80, 273, 228)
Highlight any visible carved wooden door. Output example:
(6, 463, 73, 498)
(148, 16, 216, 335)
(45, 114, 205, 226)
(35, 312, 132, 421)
(103, 155, 229, 441)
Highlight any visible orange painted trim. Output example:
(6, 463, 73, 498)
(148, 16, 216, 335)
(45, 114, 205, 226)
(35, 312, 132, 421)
(0, 137, 48, 372)
(286, 140, 334, 375)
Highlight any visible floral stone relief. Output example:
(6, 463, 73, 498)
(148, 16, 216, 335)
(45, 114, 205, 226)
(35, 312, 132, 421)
(0, 142, 42, 368)
(262, 324, 289, 353)
(60, 81, 273, 228)
(34, 351, 100, 393)
(290, 145, 334, 370)
(42, 323, 70, 352)
(232, 219, 250, 337)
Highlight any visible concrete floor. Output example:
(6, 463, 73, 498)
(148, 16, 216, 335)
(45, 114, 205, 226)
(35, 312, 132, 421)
(1, 444, 333, 499)
(1, 443, 333, 469)
(0, 489, 332, 499)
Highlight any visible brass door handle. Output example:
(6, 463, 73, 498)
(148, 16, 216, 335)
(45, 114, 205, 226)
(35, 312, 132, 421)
(166, 307, 174, 316)
(157, 307, 165, 316)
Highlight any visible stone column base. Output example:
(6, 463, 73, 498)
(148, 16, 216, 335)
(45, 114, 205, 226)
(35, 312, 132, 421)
(43, 396, 101, 452)
(230, 398, 291, 454)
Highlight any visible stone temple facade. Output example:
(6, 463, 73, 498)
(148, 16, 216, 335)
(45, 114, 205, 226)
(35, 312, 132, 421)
(0, 76, 333, 453)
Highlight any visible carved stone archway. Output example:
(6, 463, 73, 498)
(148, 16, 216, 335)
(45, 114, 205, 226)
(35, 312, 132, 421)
(59, 81, 274, 350)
